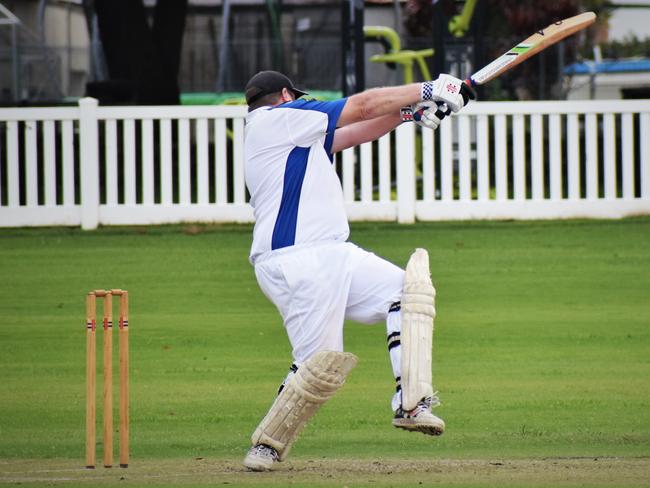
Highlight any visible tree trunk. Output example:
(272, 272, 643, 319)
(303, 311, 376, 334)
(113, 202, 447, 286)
(89, 0, 187, 105)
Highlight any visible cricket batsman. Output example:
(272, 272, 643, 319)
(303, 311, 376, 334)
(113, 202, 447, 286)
(241, 70, 475, 471)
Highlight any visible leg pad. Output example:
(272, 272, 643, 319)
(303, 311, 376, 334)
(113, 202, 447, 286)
(400, 249, 436, 411)
(251, 350, 358, 460)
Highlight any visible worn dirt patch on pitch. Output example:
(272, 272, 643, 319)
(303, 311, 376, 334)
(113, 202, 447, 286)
(1, 457, 649, 487)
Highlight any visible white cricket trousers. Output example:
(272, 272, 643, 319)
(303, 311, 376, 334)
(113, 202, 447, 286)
(254, 241, 404, 364)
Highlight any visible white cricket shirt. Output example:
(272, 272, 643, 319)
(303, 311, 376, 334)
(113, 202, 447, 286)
(244, 98, 349, 264)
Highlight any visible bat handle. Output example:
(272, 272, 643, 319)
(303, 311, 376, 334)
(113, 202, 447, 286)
(434, 78, 475, 115)
(435, 102, 450, 118)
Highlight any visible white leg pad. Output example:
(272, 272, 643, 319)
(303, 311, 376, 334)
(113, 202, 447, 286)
(251, 351, 358, 461)
(400, 248, 436, 411)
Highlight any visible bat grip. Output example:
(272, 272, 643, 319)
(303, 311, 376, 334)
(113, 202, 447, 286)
(435, 102, 450, 119)
(434, 79, 475, 115)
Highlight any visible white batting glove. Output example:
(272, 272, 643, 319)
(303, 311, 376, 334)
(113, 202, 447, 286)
(420, 74, 476, 113)
(412, 101, 451, 130)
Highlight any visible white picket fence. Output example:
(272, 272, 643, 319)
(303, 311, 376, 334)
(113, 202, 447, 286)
(0, 97, 649, 229)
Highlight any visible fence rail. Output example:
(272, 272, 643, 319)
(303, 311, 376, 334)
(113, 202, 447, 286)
(1, 98, 649, 229)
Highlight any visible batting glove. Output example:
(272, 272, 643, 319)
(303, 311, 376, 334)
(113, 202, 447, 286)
(420, 74, 476, 113)
(400, 102, 451, 130)
(414, 101, 451, 130)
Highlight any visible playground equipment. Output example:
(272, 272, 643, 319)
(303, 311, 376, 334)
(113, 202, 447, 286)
(364, 25, 433, 84)
(363, 0, 479, 85)
(448, 0, 478, 38)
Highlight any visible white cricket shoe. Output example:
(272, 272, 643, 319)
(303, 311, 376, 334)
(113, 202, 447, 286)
(243, 444, 279, 471)
(392, 395, 445, 436)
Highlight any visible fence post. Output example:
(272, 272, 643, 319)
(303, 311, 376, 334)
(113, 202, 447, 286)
(79, 97, 100, 230)
(395, 123, 416, 223)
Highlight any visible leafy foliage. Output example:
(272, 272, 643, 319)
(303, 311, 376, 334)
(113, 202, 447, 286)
(403, 0, 614, 100)
(596, 34, 650, 59)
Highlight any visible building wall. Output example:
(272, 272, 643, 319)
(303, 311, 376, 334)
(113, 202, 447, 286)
(608, 2, 650, 41)
(0, 0, 89, 102)
(1, 1, 423, 102)
(43, 3, 90, 97)
(180, 3, 407, 93)
(567, 72, 650, 100)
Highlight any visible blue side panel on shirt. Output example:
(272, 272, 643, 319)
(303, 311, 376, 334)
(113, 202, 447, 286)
(276, 98, 348, 161)
(271, 146, 311, 250)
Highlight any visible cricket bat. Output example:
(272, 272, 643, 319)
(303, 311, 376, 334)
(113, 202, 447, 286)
(466, 11, 596, 87)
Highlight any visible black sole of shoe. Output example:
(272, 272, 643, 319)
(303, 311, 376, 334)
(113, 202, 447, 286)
(392, 423, 444, 436)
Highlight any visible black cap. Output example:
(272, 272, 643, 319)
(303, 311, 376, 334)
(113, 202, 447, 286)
(244, 71, 308, 106)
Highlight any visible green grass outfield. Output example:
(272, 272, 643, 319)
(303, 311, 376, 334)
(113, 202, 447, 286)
(0, 219, 649, 487)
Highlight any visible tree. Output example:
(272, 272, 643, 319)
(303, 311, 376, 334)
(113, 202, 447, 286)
(86, 0, 188, 105)
(403, 0, 612, 100)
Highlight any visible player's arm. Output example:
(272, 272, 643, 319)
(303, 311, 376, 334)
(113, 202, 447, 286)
(336, 74, 475, 128)
(331, 113, 401, 153)
(331, 102, 451, 153)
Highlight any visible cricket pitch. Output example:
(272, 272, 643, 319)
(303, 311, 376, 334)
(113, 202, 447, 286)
(1, 457, 649, 487)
